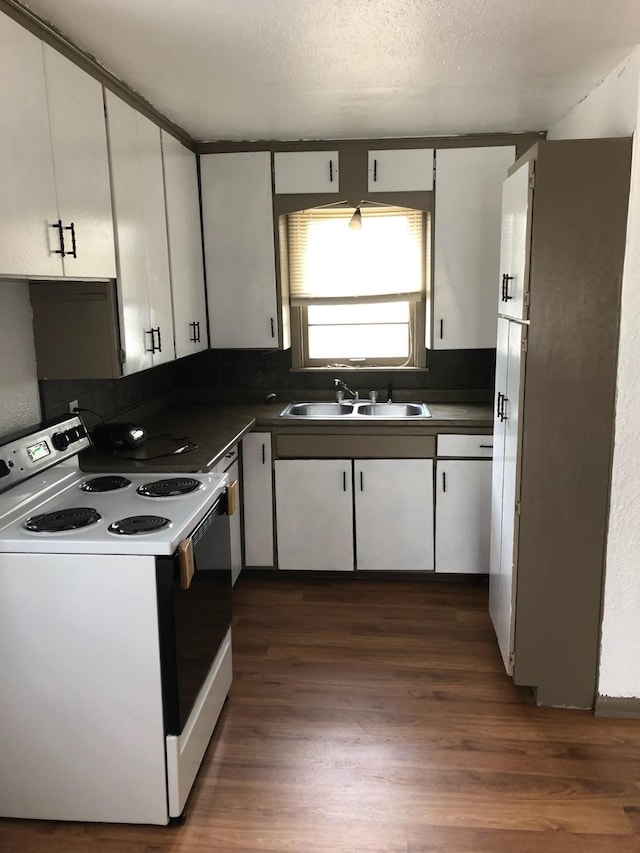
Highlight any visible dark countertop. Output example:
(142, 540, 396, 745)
(80, 400, 493, 474)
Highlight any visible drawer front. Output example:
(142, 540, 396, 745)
(438, 434, 493, 458)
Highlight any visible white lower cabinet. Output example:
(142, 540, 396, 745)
(435, 432, 493, 574)
(227, 457, 243, 585)
(435, 459, 492, 573)
(355, 460, 434, 571)
(275, 458, 434, 571)
(242, 433, 274, 567)
(275, 460, 353, 571)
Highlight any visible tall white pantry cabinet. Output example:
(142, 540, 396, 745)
(488, 138, 632, 709)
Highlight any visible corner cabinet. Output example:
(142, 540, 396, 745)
(0, 15, 115, 279)
(431, 146, 515, 349)
(200, 152, 290, 349)
(105, 90, 175, 374)
(161, 131, 208, 357)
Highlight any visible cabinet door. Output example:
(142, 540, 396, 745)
(43, 45, 116, 279)
(435, 460, 492, 573)
(433, 146, 515, 349)
(274, 151, 340, 194)
(137, 114, 174, 366)
(275, 460, 353, 571)
(489, 318, 526, 672)
(0, 15, 61, 278)
(242, 433, 274, 567)
(105, 90, 152, 375)
(354, 459, 434, 571)
(227, 458, 243, 585)
(161, 132, 207, 358)
(498, 160, 533, 321)
(367, 149, 434, 192)
(201, 152, 282, 348)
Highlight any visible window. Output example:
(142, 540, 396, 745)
(287, 205, 428, 368)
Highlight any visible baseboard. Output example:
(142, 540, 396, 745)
(595, 695, 640, 719)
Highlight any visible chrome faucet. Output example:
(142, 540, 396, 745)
(334, 378, 358, 401)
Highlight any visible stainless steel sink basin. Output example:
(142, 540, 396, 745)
(356, 403, 429, 417)
(283, 402, 354, 417)
(280, 401, 431, 419)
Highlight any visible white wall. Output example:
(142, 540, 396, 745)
(548, 47, 640, 698)
(0, 281, 41, 437)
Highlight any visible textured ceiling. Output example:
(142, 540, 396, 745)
(20, 0, 640, 141)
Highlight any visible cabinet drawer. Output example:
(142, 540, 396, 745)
(438, 434, 493, 458)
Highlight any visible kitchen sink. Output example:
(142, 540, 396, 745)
(280, 401, 431, 419)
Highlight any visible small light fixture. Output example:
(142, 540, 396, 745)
(349, 206, 362, 231)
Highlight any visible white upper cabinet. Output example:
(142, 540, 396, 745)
(105, 91, 174, 374)
(497, 159, 533, 321)
(367, 148, 434, 192)
(161, 132, 207, 358)
(201, 151, 289, 349)
(43, 45, 116, 279)
(432, 145, 515, 349)
(0, 15, 60, 277)
(273, 151, 340, 194)
(0, 15, 115, 279)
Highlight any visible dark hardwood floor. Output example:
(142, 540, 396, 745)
(2, 575, 640, 852)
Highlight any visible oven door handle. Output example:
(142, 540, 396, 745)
(178, 537, 195, 589)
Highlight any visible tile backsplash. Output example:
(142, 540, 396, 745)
(39, 346, 495, 421)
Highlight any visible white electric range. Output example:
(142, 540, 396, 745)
(0, 414, 234, 825)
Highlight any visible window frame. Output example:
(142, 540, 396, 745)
(287, 205, 429, 370)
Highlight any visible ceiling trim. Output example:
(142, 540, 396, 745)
(0, 0, 195, 149)
(196, 132, 545, 157)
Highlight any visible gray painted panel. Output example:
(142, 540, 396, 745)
(512, 138, 632, 708)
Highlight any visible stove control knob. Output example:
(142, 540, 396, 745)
(66, 427, 80, 442)
(52, 431, 70, 451)
(0, 460, 10, 478)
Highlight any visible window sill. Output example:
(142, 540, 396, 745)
(290, 366, 430, 373)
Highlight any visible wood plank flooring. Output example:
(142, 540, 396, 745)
(2, 575, 640, 852)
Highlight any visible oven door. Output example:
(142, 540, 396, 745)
(156, 491, 233, 816)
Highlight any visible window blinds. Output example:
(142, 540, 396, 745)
(288, 206, 425, 305)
